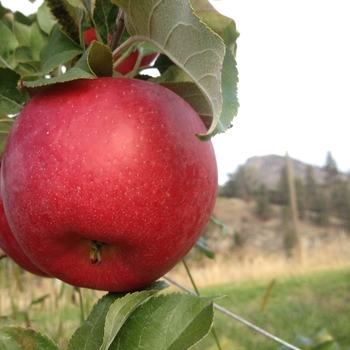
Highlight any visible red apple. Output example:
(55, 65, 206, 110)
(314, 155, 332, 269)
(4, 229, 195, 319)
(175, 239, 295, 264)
(83, 28, 158, 75)
(114, 50, 158, 75)
(1, 77, 217, 292)
(83, 28, 102, 46)
(0, 164, 49, 277)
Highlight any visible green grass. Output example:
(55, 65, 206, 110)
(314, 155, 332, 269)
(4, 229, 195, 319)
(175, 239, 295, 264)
(191, 267, 350, 349)
(1, 260, 350, 349)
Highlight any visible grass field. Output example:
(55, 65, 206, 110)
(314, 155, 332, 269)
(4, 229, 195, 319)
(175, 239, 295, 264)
(1, 260, 350, 349)
(189, 267, 350, 350)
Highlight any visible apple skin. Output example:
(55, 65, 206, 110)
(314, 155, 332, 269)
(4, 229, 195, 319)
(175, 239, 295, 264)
(1, 77, 217, 292)
(0, 165, 49, 277)
(84, 28, 103, 46)
(83, 28, 158, 75)
(114, 50, 158, 75)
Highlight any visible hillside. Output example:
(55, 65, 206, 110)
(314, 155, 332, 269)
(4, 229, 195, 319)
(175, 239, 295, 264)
(206, 196, 346, 255)
(237, 154, 347, 190)
(243, 155, 325, 189)
(169, 196, 350, 286)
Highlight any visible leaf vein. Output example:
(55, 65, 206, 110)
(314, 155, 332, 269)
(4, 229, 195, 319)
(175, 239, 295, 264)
(148, 0, 163, 36)
(162, 22, 201, 49)
(182, 49, 222, 67)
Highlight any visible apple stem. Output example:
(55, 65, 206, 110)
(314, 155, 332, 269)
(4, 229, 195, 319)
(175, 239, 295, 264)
(90, 240, 106, 265)
(110, 8, 125, 52)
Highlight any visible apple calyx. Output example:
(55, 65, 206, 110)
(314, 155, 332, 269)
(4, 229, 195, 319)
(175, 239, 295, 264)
(90, 240, 106, 265)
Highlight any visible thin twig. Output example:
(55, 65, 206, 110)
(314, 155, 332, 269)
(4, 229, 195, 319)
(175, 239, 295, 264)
(74, 287, 85, 323)
(182, 260, 200, 295)
(163, 275, 301, 350)
(110, 8, 125, 52)
(181, 260, 222, 350)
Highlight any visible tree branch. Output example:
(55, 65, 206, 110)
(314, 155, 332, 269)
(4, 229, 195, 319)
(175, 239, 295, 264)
(110, 8, 125, 52)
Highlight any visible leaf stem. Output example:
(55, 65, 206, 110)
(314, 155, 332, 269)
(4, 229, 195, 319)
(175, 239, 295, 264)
(181, 259, 222, 350)
(75, 287, 85, 324)
(181, 259, 200, 295)
(110, 8, 125, 52)
(112, 35, 150, 59)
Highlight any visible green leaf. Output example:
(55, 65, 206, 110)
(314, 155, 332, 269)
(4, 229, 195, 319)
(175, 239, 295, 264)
(39, 25, 83, 75)
(0, 114, 14, 153)
(75, 41, 113, 77)
(195, 236, 215, 259)
(13, 11, 37, 26)
(199, 45, 238, 140)
(12, 21, 31, 48)
(22, 41, 112, 90)
(315, 343, 342, 350)
(210, 216, 229, 236)
(312, 329, 341, 350)
(0, 68, 23, 115)
(67, 292, 121, 350)
(93, 0, 119, 44)
(291, 333, 314, 348)
(67, 0, 89, 11)
(109, 293, 218, 350)
(15, 46, 33, 63)
(190, 0, 239, 54)
(21, 68, 94, 89)
(37, 1, 58, 35)
(99, 291, 158, 350)
(30, 22, 49, 61)
(152, 65, 212, 127)
(0, 20, 19, 69)
(29, 294, 51, 307)
(161, 80, 213, 128)
(0, 326, 59, 350)
(68, 281, 168, 350)
(113, 0, 238, 139)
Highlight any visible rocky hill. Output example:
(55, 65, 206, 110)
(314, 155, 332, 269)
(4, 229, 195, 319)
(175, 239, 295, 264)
(241, 154, 344, 190)
(203, 196, 349, 260)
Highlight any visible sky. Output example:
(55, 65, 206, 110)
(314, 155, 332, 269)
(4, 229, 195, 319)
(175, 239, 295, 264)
(2, 0, 350, 184)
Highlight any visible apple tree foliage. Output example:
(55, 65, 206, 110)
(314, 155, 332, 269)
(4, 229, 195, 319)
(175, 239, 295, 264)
(0, 0, 239, 348)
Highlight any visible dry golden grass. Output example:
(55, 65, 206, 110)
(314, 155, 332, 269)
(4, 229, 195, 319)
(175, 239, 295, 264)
(167, 238, 350, 289)
(168, 216, 350, 287)
(167, 196, 350, 288)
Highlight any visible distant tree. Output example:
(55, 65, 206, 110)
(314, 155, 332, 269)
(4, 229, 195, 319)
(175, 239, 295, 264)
(295, 178, 306, 220)
(276, 165, 289, 205)
(323, 151, 339, 190)
(330, 178, 350, 231)
(304, 165, 318, 204)
(276, 163, 305, 219)
(312, 190, 329, 226)
(322, 151, 341, 217)
(302, 164, 329, 224)
(254, 184, 271, 220)
(219, 165, 255, 201)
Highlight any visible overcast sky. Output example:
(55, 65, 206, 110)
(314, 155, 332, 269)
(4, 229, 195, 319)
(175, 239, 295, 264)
(2, 0, 350, 184)
(211, 0, 350, 183)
